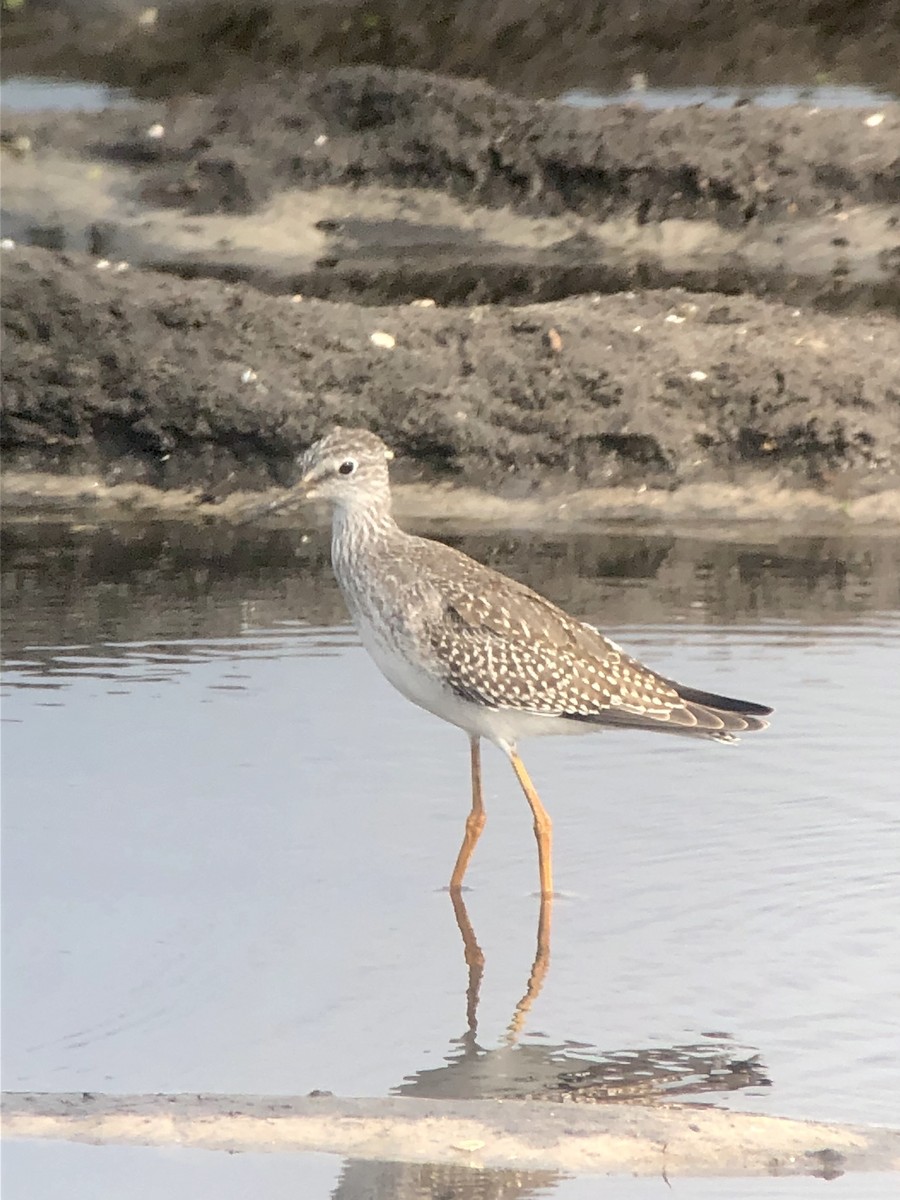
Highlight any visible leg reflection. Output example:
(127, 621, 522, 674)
(449, 889, 553, 1045)
(506, 892, 552, 1043)
(449, 887, 485, 1040)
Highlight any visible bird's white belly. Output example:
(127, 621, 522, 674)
(352, 610, 473, 727)
(350, 603, 601, 747)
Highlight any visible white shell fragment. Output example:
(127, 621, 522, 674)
(689, 370, 708, 382)
(369, 331, 396, 349)
(864, 113, 885, 127)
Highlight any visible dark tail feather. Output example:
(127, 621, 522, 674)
(674, 684, 772, 736)
(563, 681, 772, 740)
(675, 684, 773, 718)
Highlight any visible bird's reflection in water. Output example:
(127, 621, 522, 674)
(332, 893, 770, 1199)
(449, 888, 552, 1047)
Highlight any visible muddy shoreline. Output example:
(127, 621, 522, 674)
(5, 0, 900, 99)
(2, 54, 899, 524)
(4, 69, 899, 315)
(4, 1092, 899, 1178)
(4, 241, 900, 521)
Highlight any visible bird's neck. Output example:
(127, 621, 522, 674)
(331, 495, 400, 570)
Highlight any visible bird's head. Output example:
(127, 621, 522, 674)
(295, 427, 394, 507)
(233, 427, 395, 524)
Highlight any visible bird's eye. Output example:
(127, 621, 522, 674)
(338, 460, 356, 476)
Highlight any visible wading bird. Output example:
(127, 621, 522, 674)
(275, 427, 772, 897)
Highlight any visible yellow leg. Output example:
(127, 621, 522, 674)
(508, 749, 554, 898)
(449, 737, 486, 892)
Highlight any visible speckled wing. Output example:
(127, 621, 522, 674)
(426, 567, 770, 739)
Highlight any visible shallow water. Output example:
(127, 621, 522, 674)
(0, 76, 134, 113)
(4, 1140, 899, 1200)
(3, 1140, 900, 1200)
(2, 75, 894, 116)
(2, 518, 899, 1192)
(561, 83, 897, 109)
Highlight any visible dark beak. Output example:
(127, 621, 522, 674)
(232, 475, 314, 525)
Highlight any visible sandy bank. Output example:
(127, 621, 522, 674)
(4, 1092, 899, 1178)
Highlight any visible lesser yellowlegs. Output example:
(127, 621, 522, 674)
(284, 427, 772, 897)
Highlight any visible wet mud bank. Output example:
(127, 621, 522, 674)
(3, 244, 900, 522)
(3, 69, 899, 313)
(5, 0, 900, 99)
(2, 63, 899, 524)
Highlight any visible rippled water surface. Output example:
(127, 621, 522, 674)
(2, 519, 899, 1196)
